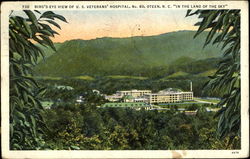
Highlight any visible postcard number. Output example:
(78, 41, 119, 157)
(232, 151, 239, 154)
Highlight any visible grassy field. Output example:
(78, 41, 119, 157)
(72, 75, 95, 80)
(34, 76, 62, 80)
(156, 103, 205, 108)
(106, 75, 148, 80)
(194, 97, 220, 104)
(34, 75, 95, 81)
(197, 69, 217, 77)
(167, 71, 191, 79)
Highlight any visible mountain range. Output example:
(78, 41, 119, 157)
(34, 30, 222, 78)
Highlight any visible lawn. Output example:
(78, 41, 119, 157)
(72, 75, 95, 80)
(106, 75, 148, 80)
(194, 97, 220, 104)
(34, 76, 62, 80)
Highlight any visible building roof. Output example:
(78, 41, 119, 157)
(123, 95, 134, 100)
(160, 88, 183, 93)
(117, 89, 151, 92)
(103, 102, 149, 107)
(105, 95, 123, 98)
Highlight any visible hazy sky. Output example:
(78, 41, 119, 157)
(15, 10, 199, 42)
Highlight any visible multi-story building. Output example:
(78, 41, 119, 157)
(144, 88, 193, 104)
(104, 83, 193, 104)
(104, 94, 123, 102)
(116, 89, 151, 98)
(181, 92, 193, 101)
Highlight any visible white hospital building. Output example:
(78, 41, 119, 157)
(144, 89, 193, 104)
(104, 82, 194, 104)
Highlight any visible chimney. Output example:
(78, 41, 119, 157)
(190, 81, 192, 92)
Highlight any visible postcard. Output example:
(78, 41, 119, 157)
(1, 1, 249, 158)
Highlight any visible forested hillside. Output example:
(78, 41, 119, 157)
(34, 30, 222, 77)
(36, 43, 63, 63)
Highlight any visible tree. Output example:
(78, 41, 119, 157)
(187, 104, 198, 111)
(186, 10, 240, 141)
(9, 10, 67, 149)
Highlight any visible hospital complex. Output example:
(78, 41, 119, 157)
(104, 82, 193, 104)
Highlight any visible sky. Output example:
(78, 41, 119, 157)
(14, 10, 199, 42)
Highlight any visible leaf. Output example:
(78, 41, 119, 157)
(214, 107, 226, 118)
(185, 10, 192, 17)
(194, 11, 219, 38)
(9, 18, 15, 26)
(37, 87, 47, 96)
(13, 143, 22, 150)
(34, 10, 41, 14)
(24, 121, 31, 127)
(194, 21, 201, 26)
(22, 76, 39, 87)
(50, 29, 59, 35)
(52, 14, 68, 23)
(40, 11, 55, 19)
(39, 35, 56, 51)
(30, 115, 37, 136)
(38, 30, 54, 37)
(9, 30, 17, 42)
(23, 19, 32, 38)
(45, 20, 61, 29)
(70, 145, 80, 150)
(15, 33, 29, 46)
(223, 14, 230, 25)
(33, 36, 47, 47)
(204, 28, 217, 47)
(198, 11, 211, 18)
(24, 10, 38, 27)
(28, 94, 39, 108)
(186, 10, 199, 17)
(15, 111, 26, 120)
(229, 114, 240, 130)
(10, 123, 14, 137)
(9, 10, 67, 150)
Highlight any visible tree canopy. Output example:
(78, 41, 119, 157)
(186, 10, 241, 141)
(9, 10, 67, 149)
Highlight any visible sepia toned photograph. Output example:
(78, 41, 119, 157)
(1, 1, 249, 158)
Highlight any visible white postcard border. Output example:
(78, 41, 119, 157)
(1, 1, 249, 158)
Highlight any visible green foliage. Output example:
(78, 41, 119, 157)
(34, 31, 222, 77)
(167, 71, 191, 79)
(38, 71, 217, 98)
(186, 10, 241, 140)
(39, 80, 239, 149)
(36, 43, 62, 63)
(9, 10, 66, 149)
(42, 102, 240, 150)
(187, 104, 199, 111)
